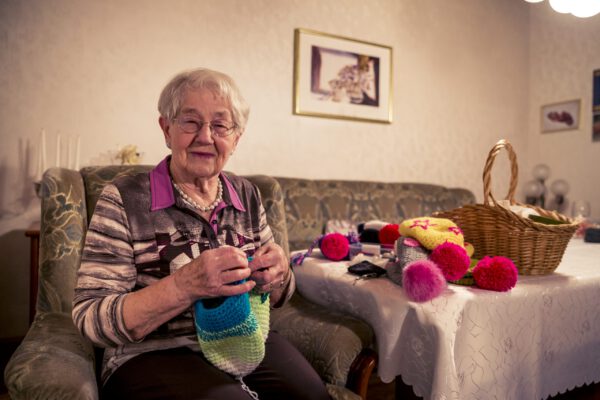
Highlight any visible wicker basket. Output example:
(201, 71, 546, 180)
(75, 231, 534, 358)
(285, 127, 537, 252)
(435, 139, 579, 275)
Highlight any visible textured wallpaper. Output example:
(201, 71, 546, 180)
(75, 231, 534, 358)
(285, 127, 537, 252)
(527, 3, 600, 221)
(0, 0, 530, 222)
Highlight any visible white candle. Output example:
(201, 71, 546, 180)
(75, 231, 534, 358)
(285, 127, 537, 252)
(56, 134, 61, 167)
(74, 135, 81, 170)
(38, 129, 46, 180)
(67, 136, 72, 169)
(37, 139, 42, 180)
(41, 129, 46, 173)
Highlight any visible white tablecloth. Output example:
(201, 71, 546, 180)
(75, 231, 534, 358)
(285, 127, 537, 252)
(293, 239, 600, 400)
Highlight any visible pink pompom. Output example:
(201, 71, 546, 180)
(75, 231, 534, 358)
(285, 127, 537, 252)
(430, 242, 470, 281)
(402, 259, 447, 302)
(319, 233, 350, 261)
(378, 224, 400, 245)
(472, 256, 518, 292)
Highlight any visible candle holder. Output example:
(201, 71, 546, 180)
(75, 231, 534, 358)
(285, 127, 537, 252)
(524, 164, 570, 212)
(524, 180, 544, 206)
(532, 164, 550, 208)
(524, 164, 550, 207)
(549, 179, 569, 214)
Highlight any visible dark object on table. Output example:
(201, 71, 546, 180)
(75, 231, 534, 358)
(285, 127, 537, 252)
(348, 261, 387, 277)
(584, 228, 600, 243)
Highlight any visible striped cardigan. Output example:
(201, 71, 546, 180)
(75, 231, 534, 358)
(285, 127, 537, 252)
(72, 158, 292, 384)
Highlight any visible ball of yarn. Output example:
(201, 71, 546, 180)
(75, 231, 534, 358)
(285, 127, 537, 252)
(319, 233, 350, 261)
(472, 256, 518, 292)
(378, 224, 400, 245)
(430, 242, 470, 281)
(402, 259, 447, 302)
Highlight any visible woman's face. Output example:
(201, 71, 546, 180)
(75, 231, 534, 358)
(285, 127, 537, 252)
(160, 88, 241, 183)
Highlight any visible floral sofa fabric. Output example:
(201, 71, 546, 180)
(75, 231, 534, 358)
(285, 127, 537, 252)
(5, 166, 475, 400)
(275, 177, 475, 251)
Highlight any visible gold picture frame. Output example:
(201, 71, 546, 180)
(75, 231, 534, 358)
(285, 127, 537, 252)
(541, 99, 581, 133)
(293, 28, 393, 124)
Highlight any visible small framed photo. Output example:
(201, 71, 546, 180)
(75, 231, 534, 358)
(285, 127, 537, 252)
(293, 28, 393, 124)
(541, 99, 581, 133)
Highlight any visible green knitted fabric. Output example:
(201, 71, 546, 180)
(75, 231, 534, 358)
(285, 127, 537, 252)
(448, 259, 478, 286)
(194, 288, 270, 378)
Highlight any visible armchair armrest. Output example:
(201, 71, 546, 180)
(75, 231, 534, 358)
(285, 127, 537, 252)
(243, 174, 290, 257)
(4, 312, 98, 400)
(271, 294, 375, 388)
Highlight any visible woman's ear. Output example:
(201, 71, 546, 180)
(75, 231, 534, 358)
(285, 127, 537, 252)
(231, 129, 243, 151)
(159, 116, 171, 147)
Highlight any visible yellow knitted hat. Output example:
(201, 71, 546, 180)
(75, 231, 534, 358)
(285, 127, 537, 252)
(399, 217, 464, 250)
(464, 242, 475, 257)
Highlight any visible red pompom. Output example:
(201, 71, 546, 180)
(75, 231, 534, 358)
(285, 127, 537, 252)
(319, 233, 350, 261)
(430, 242, 470, 281)
(472, 256, 518, 292)
(378, 224, 401, 245)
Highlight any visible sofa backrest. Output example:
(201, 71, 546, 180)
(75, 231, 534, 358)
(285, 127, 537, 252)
(274, 177, 476, 251)
(81, 165, 153, 222)
(36, 165, 474, 314)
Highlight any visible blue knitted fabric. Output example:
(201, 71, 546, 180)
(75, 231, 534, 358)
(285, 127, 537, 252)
(194, 282, 269, 378)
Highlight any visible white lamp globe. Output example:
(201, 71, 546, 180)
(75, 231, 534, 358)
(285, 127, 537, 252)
(571, 0, 600, 17)
(550, 179, 570, 196)
(524, 180, 544, 198)
(549, 0, 572, 13)
(532, 164, 551, 181)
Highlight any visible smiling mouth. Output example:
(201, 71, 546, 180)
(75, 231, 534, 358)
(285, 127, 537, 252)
(189, 151, 215, 158)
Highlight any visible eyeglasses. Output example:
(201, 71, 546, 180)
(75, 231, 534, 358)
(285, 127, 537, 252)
(173, 117, 237, 138)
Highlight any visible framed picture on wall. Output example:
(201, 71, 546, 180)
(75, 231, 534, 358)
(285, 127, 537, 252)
(541, 99, 581, 133)
(293, 28, 393, 124)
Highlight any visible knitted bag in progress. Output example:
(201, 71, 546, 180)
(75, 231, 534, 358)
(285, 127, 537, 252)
(194, 289, 270, 378)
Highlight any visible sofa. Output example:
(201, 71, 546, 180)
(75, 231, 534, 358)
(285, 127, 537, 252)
(4, 165, 475, 400)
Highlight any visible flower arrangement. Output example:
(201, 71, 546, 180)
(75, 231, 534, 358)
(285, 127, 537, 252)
(115, 144, 142, 165)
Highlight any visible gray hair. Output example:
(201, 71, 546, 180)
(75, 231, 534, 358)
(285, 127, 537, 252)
(157, 68, 250, 133)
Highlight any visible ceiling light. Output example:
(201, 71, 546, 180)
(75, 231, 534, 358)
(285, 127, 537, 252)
(548, 0, 571, 13)
(524, 0, 600, 18)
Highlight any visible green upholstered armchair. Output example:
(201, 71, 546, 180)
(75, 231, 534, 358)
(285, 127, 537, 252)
(4, 166, 372, 400)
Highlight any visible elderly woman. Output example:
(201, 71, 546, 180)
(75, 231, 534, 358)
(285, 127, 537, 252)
(73, 68, 330, 399)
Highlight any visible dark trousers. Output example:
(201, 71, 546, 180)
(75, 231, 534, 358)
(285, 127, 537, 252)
(101, 331, 331, 400)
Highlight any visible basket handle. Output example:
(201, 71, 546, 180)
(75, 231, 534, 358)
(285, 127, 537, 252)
(482, 139, 519, 206)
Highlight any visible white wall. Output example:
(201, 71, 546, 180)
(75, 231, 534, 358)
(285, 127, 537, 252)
(0, 0, 596, 337)
(0, 0, 530, 216)
(526, 3, 600, 219)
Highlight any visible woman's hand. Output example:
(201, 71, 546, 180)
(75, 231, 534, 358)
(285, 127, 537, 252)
(173, 246, 256, 303)
(249, 243, 291, 304)
(123, 246, 254, 341)
(123, 244, 289, 340)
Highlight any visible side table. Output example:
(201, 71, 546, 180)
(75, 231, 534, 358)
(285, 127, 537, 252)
(25, 226, 40, 325)
(293, 241, 600, 399)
